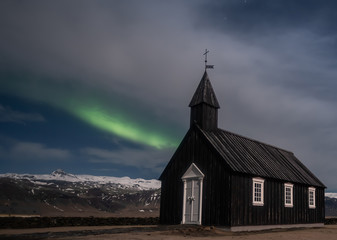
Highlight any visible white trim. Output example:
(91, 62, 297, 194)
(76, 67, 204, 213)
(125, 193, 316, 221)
(308, 187, 316, 209)
(181, 163, 204, 179)
(252, 178, 264, 206)
(181, 163, 204, 225)
(182, 180, 187, 224)
(284, 183, 294, 207)
(190, 180, 195, 222)
(199, 178, 203, 224)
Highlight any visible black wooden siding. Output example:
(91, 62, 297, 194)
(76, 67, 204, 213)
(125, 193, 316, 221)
(160, 128, 231, 225)
(230, 174, 325, 226)
(160, 126, 325, 226)
(190, 103, 218, 130)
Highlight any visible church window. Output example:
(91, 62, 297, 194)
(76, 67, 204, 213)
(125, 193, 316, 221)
(252, 178, 264, 206)
(308, 187, 316, 209)
(284, 183, 293, 207)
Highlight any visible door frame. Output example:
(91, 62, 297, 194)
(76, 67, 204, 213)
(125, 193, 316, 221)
(181, 163, 204, 225)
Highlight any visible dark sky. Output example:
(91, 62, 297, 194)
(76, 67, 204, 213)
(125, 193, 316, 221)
(1, 0, 337, 191)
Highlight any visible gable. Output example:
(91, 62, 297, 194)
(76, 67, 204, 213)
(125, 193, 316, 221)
(159, 126, 228, 181)
(181, 163, 205, 179)
(159, 128, 192, 181)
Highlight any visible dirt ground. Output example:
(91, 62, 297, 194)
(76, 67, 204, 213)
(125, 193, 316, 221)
(1, 224, 337, 240)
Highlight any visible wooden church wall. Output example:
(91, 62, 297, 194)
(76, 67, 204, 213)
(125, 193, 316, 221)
(160, 128, 231, 226)
(160, 127, 325, 226)
(230, 174, 325, 226)
(195, 130, 231, 226)
(190, 104, 218, 130)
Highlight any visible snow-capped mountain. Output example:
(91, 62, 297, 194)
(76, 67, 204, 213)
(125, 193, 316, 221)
(0, 170, 161, 217)
(1, 169, 161, 190)
(325, 192, 337, 199)
(325, 192, 337, 217)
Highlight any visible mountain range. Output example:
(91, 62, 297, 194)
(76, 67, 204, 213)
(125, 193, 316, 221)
(0, 169, 160, 217)
(0, 170, 336, 217)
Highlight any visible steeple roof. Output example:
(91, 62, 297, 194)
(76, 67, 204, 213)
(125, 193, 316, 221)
(189, 70, 220, 108)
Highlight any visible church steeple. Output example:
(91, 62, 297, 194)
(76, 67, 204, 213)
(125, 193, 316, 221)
(189, 70, 220, 130)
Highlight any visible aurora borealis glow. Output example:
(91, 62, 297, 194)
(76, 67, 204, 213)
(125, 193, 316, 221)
(0, 75, 180, 150)
(74, 105, 179, 149)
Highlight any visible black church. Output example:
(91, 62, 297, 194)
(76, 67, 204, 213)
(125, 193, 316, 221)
(159, 70, 325, 231)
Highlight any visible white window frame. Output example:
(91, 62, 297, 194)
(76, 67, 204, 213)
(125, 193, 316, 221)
(308, 187, 316, 209)
(252, 178, 264, 206)
(284, 183, 294, 207)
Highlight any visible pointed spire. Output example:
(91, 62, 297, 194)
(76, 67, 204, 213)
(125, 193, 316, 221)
(189, 71, 220, 109)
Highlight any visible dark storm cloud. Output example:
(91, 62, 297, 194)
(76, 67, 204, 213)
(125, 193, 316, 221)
(1, 1, 337, 189)
(199, 0, 337, 36)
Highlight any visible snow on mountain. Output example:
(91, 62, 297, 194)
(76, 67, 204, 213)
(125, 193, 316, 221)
(0, 169, 161, 190)
(326, 192, 337, 199)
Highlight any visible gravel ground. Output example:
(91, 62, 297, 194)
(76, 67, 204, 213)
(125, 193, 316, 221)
(1, 225, 337, 240)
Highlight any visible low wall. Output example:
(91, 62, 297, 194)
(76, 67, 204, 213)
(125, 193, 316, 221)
(325, 218, 337, 225)
(0, 217, 159, 229)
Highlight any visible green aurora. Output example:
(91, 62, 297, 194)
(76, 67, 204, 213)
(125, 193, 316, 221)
(1, 74, 180, 149)
(74, 105, 179, 149)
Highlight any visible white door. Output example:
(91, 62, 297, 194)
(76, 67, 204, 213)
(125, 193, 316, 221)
(181, 163, 204, 225)
(184, 179, 201, 224)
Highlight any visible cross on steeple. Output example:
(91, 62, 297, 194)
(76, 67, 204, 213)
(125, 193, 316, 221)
(203, 49, 209, 67)
(203, 49, 214, 70)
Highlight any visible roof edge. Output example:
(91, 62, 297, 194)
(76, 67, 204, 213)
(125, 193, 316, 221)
(158, 128, 194, 181)
(216, 127, 294, 155)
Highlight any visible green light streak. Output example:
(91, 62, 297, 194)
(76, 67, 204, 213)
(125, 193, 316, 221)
(0, 73, 180, 149)
(73, 105, 178, 149)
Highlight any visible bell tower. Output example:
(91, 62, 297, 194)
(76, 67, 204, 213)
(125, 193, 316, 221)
(189, 70, 220, 130)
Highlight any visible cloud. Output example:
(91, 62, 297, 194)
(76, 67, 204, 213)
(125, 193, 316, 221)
(0, 140, 71, 161)
(0, 1, 337, 188)
(0, 104, 45, 124)
(81, 146, 174, 174)
(207, 29, 337, 189)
